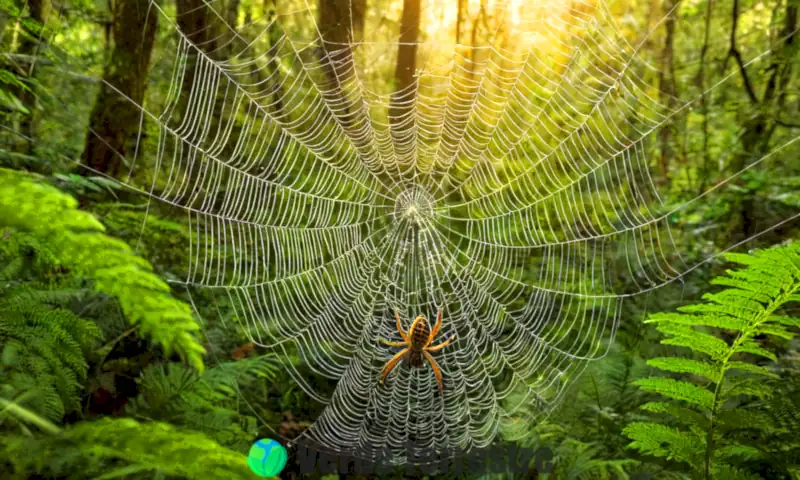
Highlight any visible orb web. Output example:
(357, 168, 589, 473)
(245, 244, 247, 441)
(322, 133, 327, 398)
(59, 0, 800, 466)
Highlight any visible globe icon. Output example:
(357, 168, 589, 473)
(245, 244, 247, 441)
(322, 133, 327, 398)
(247, 439, 288, 477)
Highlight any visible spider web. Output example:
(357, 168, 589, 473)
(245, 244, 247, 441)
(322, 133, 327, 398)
(59, 0, 800, 466)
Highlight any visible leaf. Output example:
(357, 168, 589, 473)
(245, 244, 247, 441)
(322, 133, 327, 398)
(624, 422, 704, 465)
(723, 378, 773, 400)
(635, 378, 714, 410)
(647, 311, 749, 331)
(639, 402, 709, 428)
(646, 357, 719, 382)
(659, 332, 729, 361)
(702, 290, 766, 312)
(756, 323, 794, 340)
(734, 341, 777, 362)
(0, 169, 205, 372)
(725, 361, 778, 379)
(770, 315, 800, 327)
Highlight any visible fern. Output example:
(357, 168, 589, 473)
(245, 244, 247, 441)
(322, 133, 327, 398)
(2, 399, 262, 479)
(126, 356, 278, 450)
(0, 167, 205, 371)
(0, 281, 101, 422)
(624, 243, 800, 478)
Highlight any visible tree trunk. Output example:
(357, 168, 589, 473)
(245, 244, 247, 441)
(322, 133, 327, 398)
(224, 0, 240, 59)
(388, 0, 420, 131)
(250, 0, 284, 115)
(455, 0, 466, 45)
(657, 0, 679, 185)
(728, 0, 797, 241)
(13, 0, 50, 153)
(696, 0, 713, 194)
(176, 0, 218, 104)
(317, 0, 365, 126)
(82, 0, 157, 178)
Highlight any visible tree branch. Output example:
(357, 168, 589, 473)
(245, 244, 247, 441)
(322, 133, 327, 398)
(728, 0, 759, 104)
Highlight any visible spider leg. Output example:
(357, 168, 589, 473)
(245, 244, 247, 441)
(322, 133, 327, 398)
(395, 311, 409, 342)
(426, 311, 443, 346)
(424, 351, 444, 393)
(379, 338, 408, 347)
(426, 335, 454, 352)
(379, 348, 409, 387)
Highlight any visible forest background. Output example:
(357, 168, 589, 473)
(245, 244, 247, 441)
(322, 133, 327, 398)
(1, 0, 800, 478)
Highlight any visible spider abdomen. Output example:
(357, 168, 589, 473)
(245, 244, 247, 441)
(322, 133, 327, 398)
(407, 351, 424, 367)
(409, 318, 430, 351)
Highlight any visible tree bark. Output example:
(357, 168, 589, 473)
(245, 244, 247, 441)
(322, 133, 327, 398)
(176, 0, 218, 105)
(317, 0, 365, 126)
(455, 0, 466, 45)
(657, 0, 679, 185)
(82, 0, 157, 178)
(389, 0, 420, 131)
(250, 0, 284, 115)
(13, 0, 50, 153)
(728, 0, 797, 241)
(696, 0, 713, 194)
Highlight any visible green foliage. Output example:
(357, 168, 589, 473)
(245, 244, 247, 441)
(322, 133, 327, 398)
(2, 402, 261, 480)
(624, 243, 800, 478)
(0, 167, 206, 371)
(127, 356, 278, 450)
(0, 231, 100, 423)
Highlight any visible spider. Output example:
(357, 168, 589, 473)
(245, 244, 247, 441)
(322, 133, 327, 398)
(378, 311, 454, 392)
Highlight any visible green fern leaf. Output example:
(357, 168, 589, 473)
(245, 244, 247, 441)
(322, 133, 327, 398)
(646, 357, 719, 382)
(723, 378, 773, 400)
(734, 341, 777, 362)
(756, 323, 794, 340)
(624, 422, 704, 465)
(725, 361, 778, 378)
(640, 402, 709, 428)
(659, 334, 729, 362)
(0, 168, 205, 372)
(635, 378, 714, 410)
(627, 243, 800, 478)
(3, 416, 262, 479)
(649, 311, 749, 332)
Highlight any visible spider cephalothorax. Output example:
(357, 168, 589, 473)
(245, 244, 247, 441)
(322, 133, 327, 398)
(378, 311, 454, 392)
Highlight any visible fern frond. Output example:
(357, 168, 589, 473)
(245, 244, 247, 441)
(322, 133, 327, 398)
(624, 422, 704, 466)
(126, 356, 277, 449)
(0, 290, 101, 421)
(626, 243, 800, 478)
(725, 361, 778, 378)
(640, 402, 709, 429)
(3, 416, 261, 479)
(0, 168, 205, 371)
(647, 311, 749, 333)
(646, 357, 719, 382)
(733, 341, 777, 362)
(635, 378, 714, 409)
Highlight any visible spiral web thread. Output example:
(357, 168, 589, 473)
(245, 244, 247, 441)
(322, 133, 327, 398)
(69, 0, 800, 466)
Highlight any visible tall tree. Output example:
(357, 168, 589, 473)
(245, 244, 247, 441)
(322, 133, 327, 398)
(317, 0, 366, 123)
(245, 0, 284, 116)
(176, 0, 218, 106)
(456, 0, 466, 45)
(82, 0, 157, 178)
(389, 0, 420, 131)
(726, 0, 797, 240)
(12, 0, 50, 153)
(657, 0, 680, 185)
(695, 0, 713, 193)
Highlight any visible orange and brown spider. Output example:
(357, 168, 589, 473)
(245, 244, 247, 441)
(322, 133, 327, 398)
(378, 311, 454, 392)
